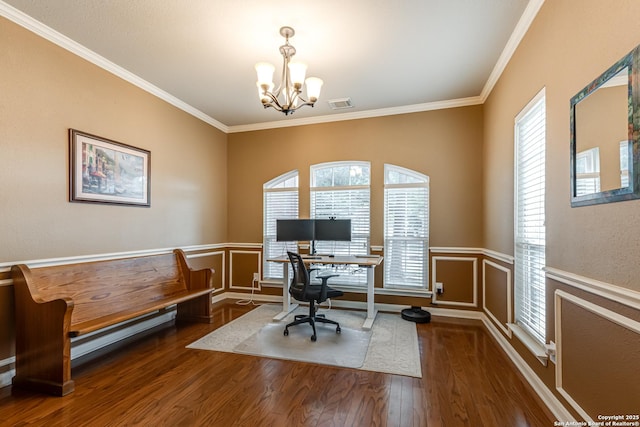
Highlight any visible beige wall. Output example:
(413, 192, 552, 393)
(484, 0, 640, 289)
(0, 17, 227, 359)
(0, 16, 228, 262)
(483, 0, 640, 420)
(3, 1, 640, 419)
(227, 107, 484, 248)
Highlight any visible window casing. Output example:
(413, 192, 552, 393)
(514, 89, 546, 345)
(311, 161, 370, 286)
(263, 170, 299, 279)
(384, 165, 429, 289)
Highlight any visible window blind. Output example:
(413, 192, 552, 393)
(311, 162, 370, 286)
(263, 172, 299, 279)
(514, 90, 546, 345)
(384, 165, 429, 289)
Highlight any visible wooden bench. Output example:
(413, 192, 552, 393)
(11, 249, 215, 396)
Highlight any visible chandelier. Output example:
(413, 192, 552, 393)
(255, 26, 323, 115)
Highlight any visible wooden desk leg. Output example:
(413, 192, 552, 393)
(362, 266, 378, 330)
(273, 262, 298, 321)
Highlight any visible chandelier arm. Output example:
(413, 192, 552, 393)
(256, 26, 320, 116)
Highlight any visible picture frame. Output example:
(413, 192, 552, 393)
(69, 129, 151, 207)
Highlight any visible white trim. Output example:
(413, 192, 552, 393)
(507, 323, 548, 366)
(0, 2, 228, 133)
(482, 260, 512, 338)
(429, 246, 483, 254)
(0, 243, 227, 271)
(70, 310, 175, 360)
(480, 0, 546, 101)
(225, 242, 263, 249)
(0, 1, 545, 134)
(0, 355, 16, 389)
(0, 310, 176, 388)
(545, 266, 640, 312)
(186, 250, 223, 259)
(229, 250, 262, 291)
(554, 290, 640, 423)
(195, 250, 225, 291)
(431, 256, 478, 307)
(370, 245, 383, 252)
(481, 313, 576, 423)
(228, 96, 483, 133)
(429, 247, 514, 265)
(482, 249, 514, 264)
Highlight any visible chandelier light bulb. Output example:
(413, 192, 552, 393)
(305, 77, 323, 102)
(255, 62, 275, 87)
(288, 62, 307, 88)
(254, 26, 322, 115)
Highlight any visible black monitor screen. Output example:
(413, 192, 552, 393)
(276, 219, 315, 241)
(314, 219, 352, 241)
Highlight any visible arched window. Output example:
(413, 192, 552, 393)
(311, 161, 370, 286)
(384, 164, 429, 289)
(263, 170, 299, 279)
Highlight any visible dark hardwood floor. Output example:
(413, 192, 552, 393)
(0, 301, 556, 426)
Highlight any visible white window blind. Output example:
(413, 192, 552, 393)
(575, 147, 600, 196)
(263, 171, 299, 279)
(384, 165, 429, 289)
(514, 89, 546, 345)
(311, 162, 370, 286)
(620, 140, 630, 188)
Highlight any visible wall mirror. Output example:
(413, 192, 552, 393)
(570, 45, 640, 207)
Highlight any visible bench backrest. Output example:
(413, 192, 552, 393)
(23, 253, 186, 325)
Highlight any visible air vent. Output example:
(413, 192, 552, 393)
(327, 97, 354, 110)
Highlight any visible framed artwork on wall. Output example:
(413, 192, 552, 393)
(69, 129, 151, 207)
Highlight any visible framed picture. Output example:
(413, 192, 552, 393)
(69, 129, 151, 207)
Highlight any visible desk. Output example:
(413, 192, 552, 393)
(267, 255, 383, 330)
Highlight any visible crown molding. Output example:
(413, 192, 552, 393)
(480, 0, 546, 101)
(1, 0, 544, 134)
(227, 96, 484, 133)
(0, 1, 229, 133)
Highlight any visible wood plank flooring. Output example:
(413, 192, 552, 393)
(0, 301, 556, 426)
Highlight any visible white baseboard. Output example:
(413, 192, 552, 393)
(71, 310, 176, 360)
(0, 309, 176, 389)
(481, 313, 575, 422)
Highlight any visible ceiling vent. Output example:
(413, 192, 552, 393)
(328, 98, 354, 110)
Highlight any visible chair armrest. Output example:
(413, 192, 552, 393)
(315, 273, 340, 302)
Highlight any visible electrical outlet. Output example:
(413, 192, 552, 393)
(435, 282, 444, 294)
(253, 272, 260, 282)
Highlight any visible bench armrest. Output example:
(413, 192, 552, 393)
(174, 249, 215, 291)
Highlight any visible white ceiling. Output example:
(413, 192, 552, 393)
(1, 0, 539, 132)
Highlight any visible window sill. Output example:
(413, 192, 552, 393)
(507, 323, 549, 366)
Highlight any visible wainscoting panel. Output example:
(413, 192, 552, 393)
(431, 255, 478, 307)
(185, 250, 225, 294)
(229, 250, 262, 291)
(482, 259, 512, 337)
(554, 289, 640, 421)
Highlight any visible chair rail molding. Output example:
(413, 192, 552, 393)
(545, 266, 640, 311)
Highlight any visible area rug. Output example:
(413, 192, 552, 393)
(187, 304, 422, 378)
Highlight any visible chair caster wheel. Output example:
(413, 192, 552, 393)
(311, 335, 317, 342)
(336, 326, 341, 334)
(284, 329, 289, 336)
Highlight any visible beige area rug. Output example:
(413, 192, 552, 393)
(187, 304, 422, 378)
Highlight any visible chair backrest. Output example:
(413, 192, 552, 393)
(287, 251, 310, 299)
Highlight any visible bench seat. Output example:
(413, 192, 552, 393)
(11, 249, 214, 396)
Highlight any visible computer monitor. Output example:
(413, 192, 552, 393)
(314, 219, 352, 241)
(276, 219, 315, 241)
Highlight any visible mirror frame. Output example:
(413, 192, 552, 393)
(570, 45, 640, 207)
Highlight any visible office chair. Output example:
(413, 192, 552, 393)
(284, 251, 344, 341)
